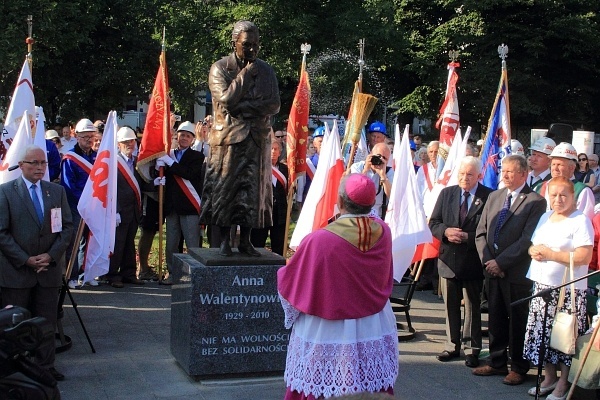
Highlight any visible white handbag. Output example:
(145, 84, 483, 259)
(549, 252, 578, 355)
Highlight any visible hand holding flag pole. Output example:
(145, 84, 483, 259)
(157, 26, 169, 282)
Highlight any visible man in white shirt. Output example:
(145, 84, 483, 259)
(349, 143, 393, 218)
(60, 124, 77, 151)
(416, 140, 439, 203)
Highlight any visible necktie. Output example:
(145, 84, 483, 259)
(494, 193, 512, 244)
(30, 184, 44, 224)
(530, 176, 537, 187)
(127, 158, 134, 171)
(175, 149, 182, 162)
(459, 191, 470, 225)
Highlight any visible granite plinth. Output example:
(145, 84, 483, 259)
(170, 248, 288, 378)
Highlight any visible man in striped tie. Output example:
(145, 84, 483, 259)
(474, 155, 546, 386)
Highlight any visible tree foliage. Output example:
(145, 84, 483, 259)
(1, 0, 599, 133)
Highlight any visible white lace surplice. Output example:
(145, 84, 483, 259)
(280, 295, 398, 398)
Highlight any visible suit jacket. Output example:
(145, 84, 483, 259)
(0, 178, 73, 288)
(475, 185, 546, 285)
(429, 184, 493, 280)
(116, 153, 142, 224)
(164, 148, 205, 216)
(272, 163, 288, 225)
(208, 53, 280, 147)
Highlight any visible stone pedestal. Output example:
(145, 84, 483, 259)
(170, 248, 288, 378)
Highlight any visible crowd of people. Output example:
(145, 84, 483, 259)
(1, 19, 599, 398)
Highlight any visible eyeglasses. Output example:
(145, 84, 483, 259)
(78, 135, 93, 141)
(579, 158, 588, 161)
(275, 135, 285, 139)
(21, 160, 48, 167)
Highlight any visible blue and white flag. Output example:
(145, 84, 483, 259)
(480, 68, 511, 189)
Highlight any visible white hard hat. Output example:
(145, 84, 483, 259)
(177, 121, 195, 135)
(549, 142, 578, 161)
(510, 139, 524, 156)
(117, 127, 137, 142)
(529, 137, 556, 155)
(75, 118, 96, 133)
(45, 129, 59, 139)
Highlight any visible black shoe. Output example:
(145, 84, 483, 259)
(465, 354, 479, 368)
(48, 367, 65, 381)
(436, 350, 460, 362)
(110, 281, 124, 289)
(238, 243, 261, 257)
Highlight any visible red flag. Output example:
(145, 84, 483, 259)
(411, 239, 441, 264)
(435, 62, 460, 149)
(137, 51, 170, 179)
(286, 59, 310, 193)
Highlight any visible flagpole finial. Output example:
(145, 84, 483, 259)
(26, 15, 34, 66)
(498, 44, 509, 61)
(357, 39, 365, 91)
(301, 43, 311, 64)
(448, 50, 459, 62)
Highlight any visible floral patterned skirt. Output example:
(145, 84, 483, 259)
(523, 282, 587, 367)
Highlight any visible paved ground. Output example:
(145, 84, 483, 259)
(55, 282, 597, 399)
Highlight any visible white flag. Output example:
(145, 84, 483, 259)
(290, 121, 345, 249)
(78, 111, 118, 282)
(0, 111, 33, 184)
(2, 59, 35, 161)
(385, 124, 432, 281)
(423, 128, 464, 217)
(34, 106, 50, 182)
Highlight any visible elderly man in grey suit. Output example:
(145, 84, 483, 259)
(474, 155, 546, 386)
(0, 145, 73, 381)
(429, 156, 493, 368)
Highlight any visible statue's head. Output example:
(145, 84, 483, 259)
(231, 20, 260, 63)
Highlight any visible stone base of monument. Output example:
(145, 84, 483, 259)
(171, 247, 288, 380)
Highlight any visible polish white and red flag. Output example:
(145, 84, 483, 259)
(0, 111, 33, 184)
(385, 124, 432, 281)
(1, 59, 35, 161)
(290, 121, 345, 249)
(78, 111, 118, 282)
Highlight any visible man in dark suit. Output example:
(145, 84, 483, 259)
(0, 145, 73, 381)
(474, 154, 546, 385)
(155, 121, 205, 285)
(106, 127, 145, 288)
(429, 156, 493, 368)
(251, 140, 288, 256)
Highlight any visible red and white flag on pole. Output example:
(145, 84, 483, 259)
(385, 124, 432, 281)
(435, 61, 460, 150)
(137, 50, 170, 181)
(78, 111, 118, 283)
(0, 110, 33, 184)
(290, 121, 345, 249)
(1, 59, 35, 161)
